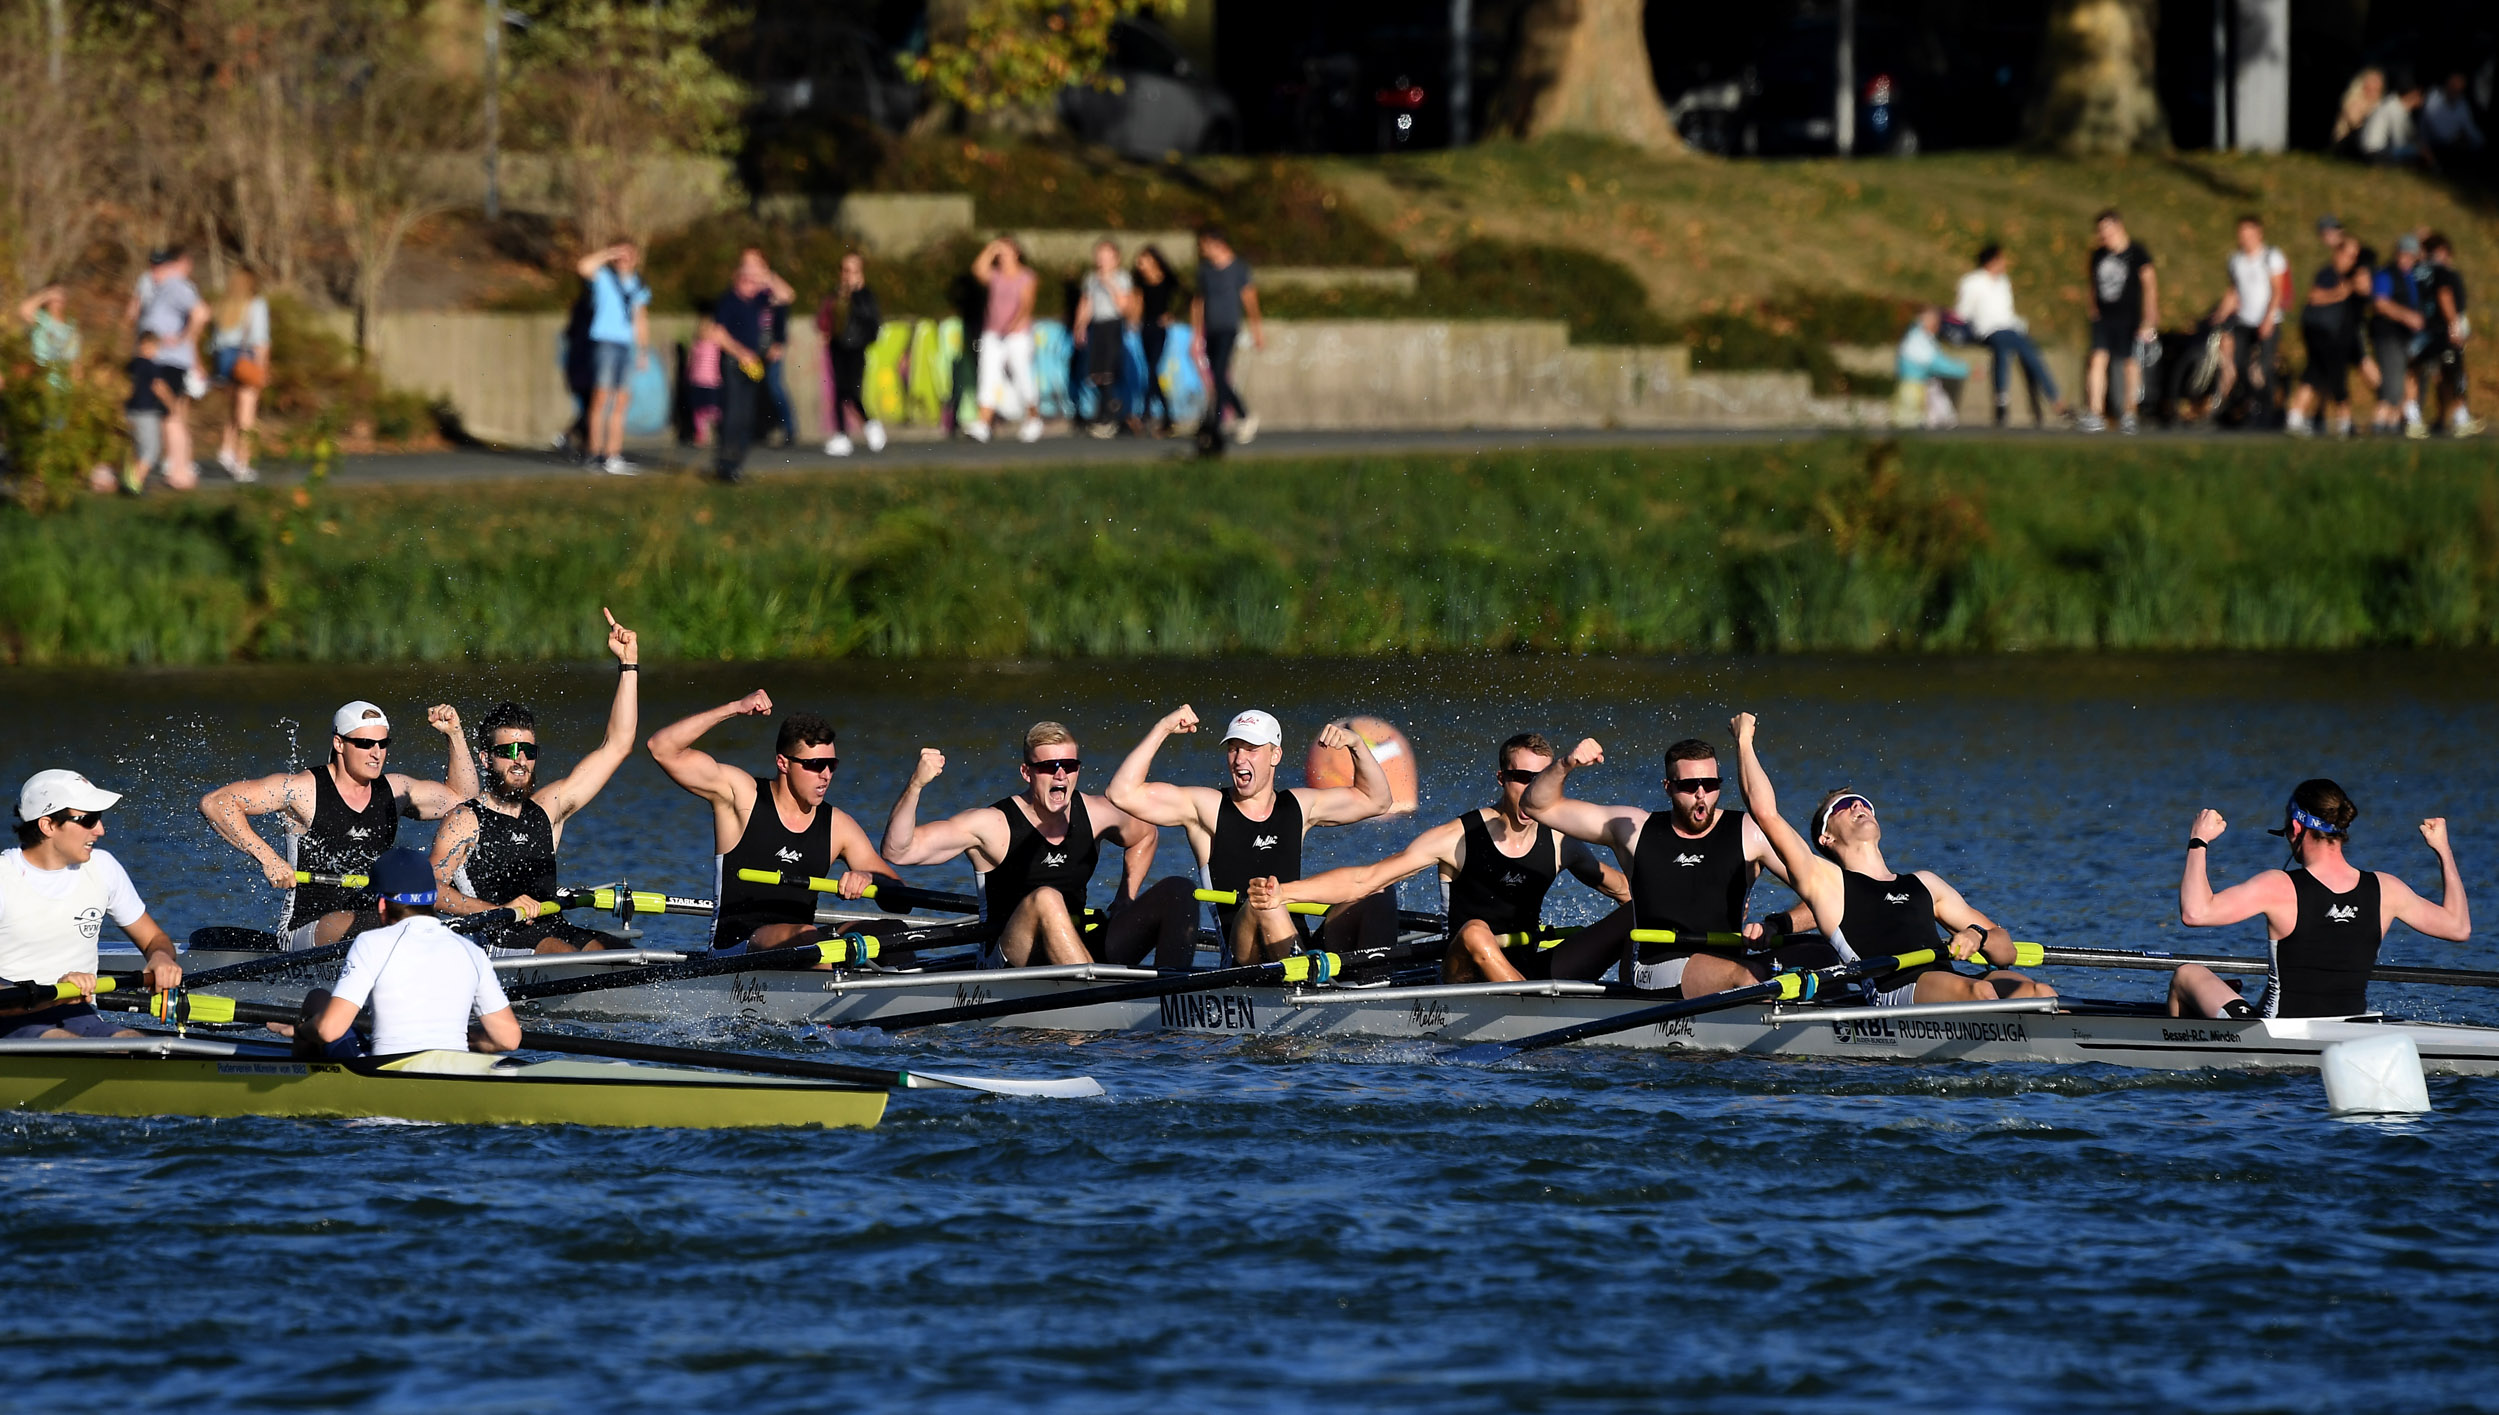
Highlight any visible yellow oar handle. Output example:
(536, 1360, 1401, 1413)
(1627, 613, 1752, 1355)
(1278, 951, 1343, 984)
(1627, 928, 1752, 947)
(738, 868, 860, 895)
(152, 992, 238, 1024)
(294, 870, 371, 888)
(815, 937, 880, 964)
(42, 978, 121, 1002)
(1934, 939, 2046, 968)
(1193, 887, 1328, 916)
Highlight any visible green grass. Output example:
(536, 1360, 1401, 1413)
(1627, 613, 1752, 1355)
(7, 439, 2498, 666)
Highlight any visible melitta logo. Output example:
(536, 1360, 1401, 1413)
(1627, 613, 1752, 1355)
(345, 827, 372, 841)
(1252, 834, 1278, 850)
(510, 832, 530, 845)
(773, 847, 802, 864)
(1674, 853, 1705, 867)
(1885, 892, 1912, 904)
(1041, 852, 1068, 868)
(2328, 904, 2360, 923)
(1499, 871, 1530, 887)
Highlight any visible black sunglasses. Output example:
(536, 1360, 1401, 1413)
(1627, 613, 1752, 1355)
(784, 755, 839, 773)
(340, 735, 391, 751)
(1497, 769, 1538, 784)
(1668, 776, 1723, 794)
(53, 810, 106, 829)
(490, 741, 541, 760)
(1026, 758, 1082, 775)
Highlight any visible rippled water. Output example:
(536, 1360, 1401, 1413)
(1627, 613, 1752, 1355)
(4, 654, 2496, 1410)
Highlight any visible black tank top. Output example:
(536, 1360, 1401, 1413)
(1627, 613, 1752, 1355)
(456, 797, 559, 905)
(984, 794, 1102, 923)
(1447, 811, 1558, 936)
(715, 776, 831, 945)
(2269, 870, 2383, 1018)
(1630, 809, 1752, 958)
(287, 765, 400, 928)
(1206, 790, 1304, 939)
(1835, 869, 1943, 987)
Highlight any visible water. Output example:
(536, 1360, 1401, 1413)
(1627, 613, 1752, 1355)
(4, 654, 2497, 1410)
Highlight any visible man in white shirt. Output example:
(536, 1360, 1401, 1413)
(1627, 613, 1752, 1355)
(1952, 244, 2067, 426)
(1, 770, 183, 1039)
(308, 849, 520, 1057)
(2361, 80, 2430, 167)
(2211, 214, 2291, 419)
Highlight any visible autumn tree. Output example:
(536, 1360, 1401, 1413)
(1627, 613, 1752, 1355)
(909, 0, 1176, 125)
(1490, 0, 1685, 152)
(2027, 0, 2167, 154)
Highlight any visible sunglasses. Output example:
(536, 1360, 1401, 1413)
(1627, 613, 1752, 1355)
(1668, 776, 1723, 795)
(784, 755, 839, 774)
(490, 742, 540, 761)
(340, 736, 391, 751)
(1823, 795, 1875, 824)
(54, 810, 106, 830)
(1026, 758, 1082, 775)
(1497, 768, 1541, 784)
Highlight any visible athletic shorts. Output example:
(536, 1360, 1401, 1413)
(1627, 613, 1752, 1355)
(2301, 317, 2351, 400)
(591, 340, 636, 391)
(2090, 319, 2139, 357)
(2371, 333, 2418, 396)
(465, 915, 618, 956)
(1, 1002, 124, 1039)
(286, 908, 385, 952)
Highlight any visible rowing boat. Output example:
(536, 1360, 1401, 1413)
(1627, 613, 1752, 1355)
(0, 1037, 889, 1129)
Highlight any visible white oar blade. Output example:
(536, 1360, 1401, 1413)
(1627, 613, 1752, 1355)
(903, 1070, 1105, 1099)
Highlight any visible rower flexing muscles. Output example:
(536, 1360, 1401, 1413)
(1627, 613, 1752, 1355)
(1731, 713, 2051, 1005)
(431, 609, 642, 954)
(2168, 779, 2469, 1020)
(3, 770, 183, 1040)
(1108, 705, 1393, 965)
(309, 849, 522, 1058)
(201, 699, 479, 950)
(1522, 734, 1818, 998)
(1248, 732, 1627, 983)
(646, 690, 899, 953)
(883, 722, 1175, 968)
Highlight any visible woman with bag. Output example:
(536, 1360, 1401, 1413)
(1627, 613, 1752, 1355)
(211, 269, 271, 483)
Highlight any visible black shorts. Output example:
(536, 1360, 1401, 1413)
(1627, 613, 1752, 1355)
(2090, 319, 2139, 357)
(0, 1001, 123, 1039)
(2301, 317, 2351, 400)
(467, 915, 623, 955)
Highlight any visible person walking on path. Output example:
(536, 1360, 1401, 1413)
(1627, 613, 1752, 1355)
(2368, 233, 2432, 437)
(2210, 215, 2290, 423)
(969, 238, 1041, 444)
(575, 241, 650, 476)
(2287, 218, 2364, 438)
(2080, 210, 2156, 433)
(116, 333, 174, 495)
(818, 252, 884, 457)
(209, 269, 271, 483)
(1074, 240, 1137, 439)
(699, 247, 793, 484)
(1132, 246, 1182, 435)
(129, 248, 209, 487)
(762, 284, 797, 449)
(2420, 233, 2483, 437)
(1191, 226, 1263, 448)
(1952, 245, 2065, 426)
(18, 287, 81, 395)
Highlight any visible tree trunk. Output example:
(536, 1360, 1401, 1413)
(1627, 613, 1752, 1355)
(1492, 0, 1685, 152)
(2027, 0, 2168, 154)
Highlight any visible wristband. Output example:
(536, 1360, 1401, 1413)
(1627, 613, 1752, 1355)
(2186, 837, 2208, 851)
(619, 663, 639, 673)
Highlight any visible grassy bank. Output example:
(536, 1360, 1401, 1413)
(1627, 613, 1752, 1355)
(7, 439, 2498, 666)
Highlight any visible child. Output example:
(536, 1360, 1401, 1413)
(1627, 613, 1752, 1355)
(1894, 306, 1969, 429)
(118, 332, 176, 494)
(686, 330, 723, 447)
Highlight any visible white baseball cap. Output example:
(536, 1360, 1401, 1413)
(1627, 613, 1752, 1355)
(17, 769, 121, 823)
(333, 701, 391, 736)
(1222, 709, 1282, 748)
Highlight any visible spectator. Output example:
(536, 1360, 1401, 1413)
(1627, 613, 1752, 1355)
(1952, 244, 2065, 426)
(17, 286, 80, 395)
(2368, 233, 2431, 436)
(2287, 218, 2363, 438)
(574, 240, 649, 476)
(1075, 239, 1137, 440)
(761, 277, 796, 449)
(1191, 225, 1263, 447)
(2360, 76, 2431, 167)
(2347, 234, 2382, 409)
(2209, 214, 2290, 422)
(2331, 68, 2386, 157)
(685, 326, 722, 447)
(818, 251, 883, 457)
(208, 268, 271, 484)
(129, 247, 208, 487)
(2422, 73, 2486, 169)
(2081, 209, 2156, 434)
(1893, 306, 1969, 429)
(969, 238, 1041, 444)
(2420, 232, 2482, 437)
(1132, 246, 1182, 435)
(698, 246, 792, 483)
(117, 331, 174, 495)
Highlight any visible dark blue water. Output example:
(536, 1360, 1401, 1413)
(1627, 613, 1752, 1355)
(4, 655, 2496, 1410)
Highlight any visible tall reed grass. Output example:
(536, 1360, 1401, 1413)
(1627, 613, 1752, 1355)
(6, 438, 2496, 665)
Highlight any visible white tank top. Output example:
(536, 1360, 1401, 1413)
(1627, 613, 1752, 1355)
(0, 853, 110, 986)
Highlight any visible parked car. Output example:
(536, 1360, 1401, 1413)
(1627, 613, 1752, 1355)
(1060, 19, 1240, 158)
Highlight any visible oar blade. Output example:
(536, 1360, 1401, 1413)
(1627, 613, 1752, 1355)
(1444, 1040, 1524, 1066)
(903, 1070, 1106, 1099)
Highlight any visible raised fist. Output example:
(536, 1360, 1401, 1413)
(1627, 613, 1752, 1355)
(603, 607, 638, 665)
(737, 690, 774, 717)
(914, 748, 947, 787)
(2421, 817, 2450, 853)
(1161, 704, 1200, 736)
(428, 703, 461, 736)
(2191, 808, 2227, 844)
(1567, 738, 1605, 770)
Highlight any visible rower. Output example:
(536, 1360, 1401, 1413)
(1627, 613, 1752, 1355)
(200, 700, 478, 949)
(429, 609, 641, 954)
(2, 771, 182, 1039)
(646, 690, 901, 953)
(1107, 705, 1393, 964)
(308, 848, 520, 1057)
(1521, 734, 1822, 996)
(1244, 732, 1629, 982)
(1731, 712, 2052, 1005)
(881, 722, 1189, 968)
(2167, 781, 2470, 1020)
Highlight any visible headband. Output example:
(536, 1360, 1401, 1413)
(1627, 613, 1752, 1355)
(382, 887, 438, 906)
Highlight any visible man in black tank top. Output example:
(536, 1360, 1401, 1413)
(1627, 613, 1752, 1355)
(430, 610, 644, 954)
(2168, 780, 2468, 1020)
(648, 690, 903, 953)
(1523, 734, 1822, 997)
(1108, 704, 1394, 964)
(882, 721, 1188, 968)
(201, 698, 479, 949)
(1248, 732, 1626, 982)
(1732, 713, 2052, 1006)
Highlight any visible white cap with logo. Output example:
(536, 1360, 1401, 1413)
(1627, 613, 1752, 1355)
(1221, 709, 1283, 748)
(17, 769, 122, 823)
(333, 701, 391, 736)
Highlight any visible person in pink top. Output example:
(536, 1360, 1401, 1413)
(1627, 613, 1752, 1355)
(969, 238, 1043, 443)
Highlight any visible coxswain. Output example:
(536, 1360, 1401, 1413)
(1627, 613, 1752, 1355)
(882, 722, 1193, 968)
(201, 700, 478, 949)
(307, 848, 520, 1057)
(1521, 734, 1823, 996)
(1, 771, 182, 1039)
(646, 690, 901, 952)
(1107, 705, 1393, 964)
(1245, 732, 1629, 982)
(1731, 713, 2052, 1005)
(2167, 781, 2469, 1020)
(429, 609, 642, 953)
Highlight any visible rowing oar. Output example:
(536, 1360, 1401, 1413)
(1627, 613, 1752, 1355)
(874, 948, 1377, 1033)
(1192, 888, 1445, 933)
(1446, 947, 1945, 1064)
(498, 932, 900, 1003)
(295, 874, 720, 922)
(735, 869, 981, 915)
(2030, 944, 2499, 989)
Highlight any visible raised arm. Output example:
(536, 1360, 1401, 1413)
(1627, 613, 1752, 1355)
(1106, 705, 1211, 829)
(1521, 738, 1646, 854)
(2384, 817, 2471, 942)
(538, 610, 640, 825)
(1270, 818, 1463, 907)
(1298, 720, 1391, 828)
(648, 690, 772, 805)
(574, 247, 618, 279)
(199, 771, 312, 890)
(1729, 713, 1842, 923)
(393, 704, 477, 819)
(1559, 836, 1632, 902)
(2178, 809, 2294, 931)
(881, 749, 1008, 868)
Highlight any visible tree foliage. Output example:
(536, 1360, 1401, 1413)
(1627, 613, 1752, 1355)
(908, 0, 1177, 116)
